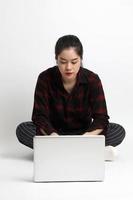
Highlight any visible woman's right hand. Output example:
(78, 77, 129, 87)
(50, 132, 59, 136)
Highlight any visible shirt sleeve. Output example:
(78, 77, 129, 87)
(31, 73, 58, 135)
(86, 74, 110, 134)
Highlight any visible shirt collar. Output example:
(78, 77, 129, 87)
(78, 66, 88, 84)
(54, 66, 88, 87)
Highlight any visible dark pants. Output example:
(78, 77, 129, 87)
(16, 121, 126, 149)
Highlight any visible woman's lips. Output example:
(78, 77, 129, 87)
(65, 72, 73, 76)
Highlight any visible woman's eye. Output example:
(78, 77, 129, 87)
(60, 61, 77, 64)
(60, 61, 66, 64)
(72, 62, 77, 64)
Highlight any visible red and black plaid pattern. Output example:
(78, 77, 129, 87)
(31, 66, 109, 135)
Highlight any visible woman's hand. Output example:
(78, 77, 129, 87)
(83, 129, 103, 136)
(40, 129, 59, 136)
(50, 132, 59, 136)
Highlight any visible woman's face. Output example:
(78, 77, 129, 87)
(56, 47, 81, 83)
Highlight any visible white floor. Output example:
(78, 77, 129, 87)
(0, 122, 132, 200)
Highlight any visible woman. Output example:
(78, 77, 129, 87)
(16, 35, 126, 160)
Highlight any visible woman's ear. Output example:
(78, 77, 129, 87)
(80, 61, 83, 67)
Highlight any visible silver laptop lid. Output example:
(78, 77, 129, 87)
(33, 135, 105, 182)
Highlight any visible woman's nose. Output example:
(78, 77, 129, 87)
(66, 62, 72, 69)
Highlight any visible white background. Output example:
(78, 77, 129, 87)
(0, 0, 133, 199)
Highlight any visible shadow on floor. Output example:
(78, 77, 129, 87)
(0, 138, 34, 161)
(0, 150, 34, 162)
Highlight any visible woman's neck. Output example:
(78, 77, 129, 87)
(62, 77, 77, 85)
(63, 79, 77, 94)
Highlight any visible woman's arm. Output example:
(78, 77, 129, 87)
(85, 74, 109, 133)
(31, 73, 58, 135)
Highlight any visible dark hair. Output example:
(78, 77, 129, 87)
(55, 35, 83, 60)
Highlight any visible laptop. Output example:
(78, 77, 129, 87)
(33, 135, 105, 182)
